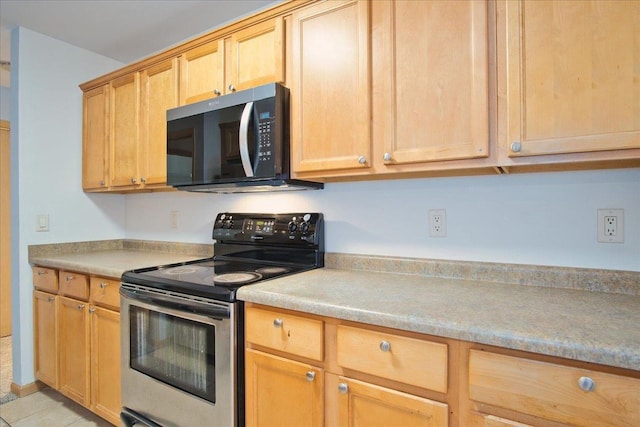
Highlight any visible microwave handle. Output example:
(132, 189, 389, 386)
(239, 101, 255, 177)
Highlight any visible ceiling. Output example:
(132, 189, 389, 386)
(0, 0, 280, 87)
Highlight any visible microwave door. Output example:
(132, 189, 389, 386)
(239, 102, 256, 177)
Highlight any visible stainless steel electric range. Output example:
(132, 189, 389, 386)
(119, 212, 324, 427)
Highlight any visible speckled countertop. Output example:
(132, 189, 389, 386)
(238, 254, 640, 371)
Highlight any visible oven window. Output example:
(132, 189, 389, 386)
(129, 306, 216, 403)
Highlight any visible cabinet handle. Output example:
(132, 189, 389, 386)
(89, 307, 96, 314)
(99, 282, 108, 289)
(510, 141, 522, 153)
(37, 270, 47, 276)
(140, 177, 147, 184)
(379, 340, 391, 352)
(273, 318, 283, 328)
(383, 152, 392, 162)
(214, 89, 221, 96)
(99, 180, 105, 186)
(578, 376, 595, 392)
(305, 371, 316, 382)
(338, 383, 349, 394)
(130, 177, 137, 184)
(66, 275, 74, 281)
(228, 84, 236, 92)
(77, 304, 85, 310)
(358, 155, 367, 165)
(47, 296, 55, 302)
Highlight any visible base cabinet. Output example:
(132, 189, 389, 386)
(58, 295, 90, 406)
(90, 306, 121, 425)
(33, 290, 58, 388)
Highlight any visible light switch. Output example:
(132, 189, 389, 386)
(36, 214, 49, 232)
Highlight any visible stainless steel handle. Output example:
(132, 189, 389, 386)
(273, 318, 283, 328)
(338, 383, 349, 394)
(379, 340, 391, 352)
(239, 101, 255, 177)
(37, 270, 46, 276)
(228, 84, 236, 92)
(47, 296, 55, 302)
(306, 371, 316, 382)
(130, 177, 137, 184)
(99, 180, 105, 186)
(383, 152, 392, 162)
(358, 155, 366, 165)
(77, 304, 85, 310)
(89, 307, 96, 314)
(510, 141, 522, 152)
(66, 275, 74, 281)
(578, 376, 595, 392)
(140, 177, 146, 184)
(99, 282, 108, 289)
(214, 88, 221, 96)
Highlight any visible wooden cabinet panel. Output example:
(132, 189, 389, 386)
(33, 290, 58, 388)
(110, 73, 140, 187)
(226, 18, 284, 92)
(33, 267, 58, 292)
(291, 0, 371, 174)
(59, 270, 89, 301)
(246, 306, 323, 361)
(180, 40, 225, 105)
(502, 0, 640, 158)
(470, 412, 532, 427)
(89, 276, 120, 310)
(336, 376, 448, 427)
(82, 85, 110, 190)
(140, 58, 178, 186)
(469, 349, 640, 427)
(90, 305, 121, 425)
(378, 0, 489, 166)
(245, 349, 323, 427)
(58, 296, 90, 407)
(336, 324, 447, 393)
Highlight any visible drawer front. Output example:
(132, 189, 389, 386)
(336, 325, 448, 393)
(90, 276, 120, 310)
(33, 267, 58, 292)
(245, 307, 323, 361)
(59, 270, 90, 301)
(469, 412, 532, 427)
(469, 350, 640, 427)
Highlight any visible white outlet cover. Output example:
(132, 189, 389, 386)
(428, 209, 447, 237)
(597, 208, 624, 243)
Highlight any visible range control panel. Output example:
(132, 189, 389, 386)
(213, 212, 323, 246)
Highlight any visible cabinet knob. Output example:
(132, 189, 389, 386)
(510, 141, 522, 153)
(383, 152, 392, 162)
(140, 177, 147, 184)
(379, 340, 391, 352)
(47, 296, 55, 302)
(89, 307, 96, 314)
(37, 270, 46, 276)
(273, 318, 283, 328)
(99, 180, 105, 186)
(130, 177, 137, 184)
(578, 376, 595, 392)
(77, 304, 85, 310)
(66, 275, 74, 282)
(338, 383, 349, 394)
(99, 282, 108, 289)
(214, 89, 221, 96)
(228, 84, 236, 92)
(358, 155, 367, 165)
(305, 371, 316, 382)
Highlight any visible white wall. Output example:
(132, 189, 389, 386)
(10, 27, 125, 385)
(126, 168, 640, 271)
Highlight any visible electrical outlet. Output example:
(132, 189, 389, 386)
(597, 209, 624, 243)
(428, 209, 446, 237)
(170, 211, 179, 229)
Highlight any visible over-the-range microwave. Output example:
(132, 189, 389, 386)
(166, 82, 322, 193)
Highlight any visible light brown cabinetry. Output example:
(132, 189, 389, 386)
(244, 304, 448, 427)
(180, 40, 225, 105)
(82, 85, 109, 190)
(110, 73, 140, 189)
(498, 0, 640, 167)
(32, 267, 121, 426)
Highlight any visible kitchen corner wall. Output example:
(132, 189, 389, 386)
(10, 27, 124, 386)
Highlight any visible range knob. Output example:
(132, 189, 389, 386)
(300, 222, 310, 234)
(224, 219, 234, 229)
(287, 221, 298, 232)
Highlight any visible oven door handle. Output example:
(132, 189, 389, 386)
(120, 287, 230, 319)
(121, 408, 163, 427)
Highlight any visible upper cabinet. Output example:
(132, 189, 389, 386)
(179, 39, 225, 105)
(110, 73, 140, 189)
(498, 0, 640, 165)
(82, 85, 110, 191)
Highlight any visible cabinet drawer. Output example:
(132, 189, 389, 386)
(33, 267, 58, 292)
(469, 350, 640, 427)
(90, 277, 120, 310)
(469, 412, 532, 427)
(246, 307, 323, 361)
(59, 271, 90, 301)
(336, 325, 447, 393)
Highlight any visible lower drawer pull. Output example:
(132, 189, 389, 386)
(578, 376, 595, 392)
(305, 371, 316, 382)
(338, 383, 349, 394)
(273, 318, 283, 328)
(99, 282, 108, 289)
(66, 275, 74, 281)
(379, 340, 391, 352)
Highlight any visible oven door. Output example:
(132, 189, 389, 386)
(120, 284, 239, 427)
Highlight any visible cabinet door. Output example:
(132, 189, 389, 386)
(378, 0, 489, 166)
(58, 296, 90, 407)
(33, 291, 58, 388)
(180, 39, 225, 105)
(110, 73, 140, 187)
(90, 306, 121, 426)
(245, 349, 323, 427)
(291, 0, 371, 174)
(226, 18, 284, 93)
(336, 377, 448, 427)
(82, 85, 109, 190)
(140, 58, 179, 186)
(503, 0, 640, 157)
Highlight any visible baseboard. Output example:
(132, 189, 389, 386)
(10, 380, 47, 397)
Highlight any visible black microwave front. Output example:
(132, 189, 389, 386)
(166, 83, 322, 193)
